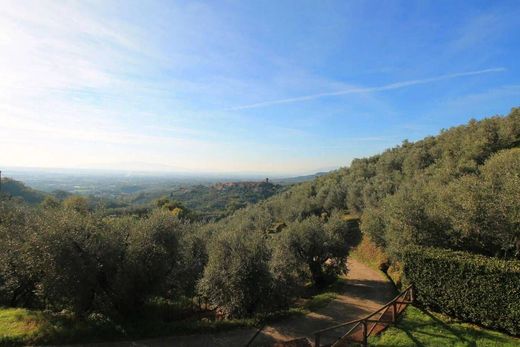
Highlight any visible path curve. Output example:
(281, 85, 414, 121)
(250, 258, 395, 346)
(57, 259, 394, 347)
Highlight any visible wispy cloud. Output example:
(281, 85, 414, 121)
(0, 0, 517, 174)
(226, 68, 506, 111)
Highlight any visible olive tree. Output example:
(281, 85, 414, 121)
(197, 230, 272, 317)
(278, 213, 360, 287)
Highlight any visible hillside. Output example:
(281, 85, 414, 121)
(271, 172, 328, 185)
(172, 181, 285, 217)
(114, 180, 286, 219)
(0, 174, 285, 219)
(197, 107, 520, 335)
(0, 177, 47, 204)
(213, 107, 520, 260)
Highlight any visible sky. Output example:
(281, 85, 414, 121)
(1, 0, 519, 175)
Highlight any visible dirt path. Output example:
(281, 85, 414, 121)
(250, 258, 395, 346)
(59, 259, 394, 347)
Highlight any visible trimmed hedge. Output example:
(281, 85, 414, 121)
(402, 246, 520, 335)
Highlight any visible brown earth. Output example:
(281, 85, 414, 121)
(250, 258, 395, 346)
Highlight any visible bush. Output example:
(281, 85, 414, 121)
(402, 246, 520, 335)
(167, 227, 207, 299)
(100, 210, 183, 317)
(0, 203, 193, 319)
(0, 201, 40, 307)
(276, 213, 360, 287)
(197, 230, 273, 318)
(34, 209, 107, 315)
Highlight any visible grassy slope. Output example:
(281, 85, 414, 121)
(0, 306, 262, 346)
(350, 234, 405, 288)
(370, 306, 519, 347)
(351, 236, 519, 346)
(0, 309, 37, 343)
(0, 307, 129, 346)
(350, 234, 388, 271)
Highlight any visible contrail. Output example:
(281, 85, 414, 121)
(227, 68, 506, 111)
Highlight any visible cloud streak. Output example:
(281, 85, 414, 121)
(227, 68, 506, 111)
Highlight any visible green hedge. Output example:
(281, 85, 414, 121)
(402, 246, 520, 335)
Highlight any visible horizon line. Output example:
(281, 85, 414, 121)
(0, 165, 338, 178)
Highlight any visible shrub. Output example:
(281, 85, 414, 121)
(34, 209, 107, 315)
(277, 213, 360, 287)
(167, 228, 208, 298)
(62, 195, 90, 214)
(197, 230, 273, 318)
(0, 204, 192, 319)
(0, 201, 40, 307)
(99, 210, 183, 317)
(402, 246, 520, 335)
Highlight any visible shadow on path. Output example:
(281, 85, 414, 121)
(250, 259, 395, 346)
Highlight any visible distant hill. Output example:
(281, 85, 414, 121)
(0, 174, 287, 219)
(0, 177, 47, 204)
(130, 180, 286, 219)
(272, 172, 328, 185)
(106, 180, 285, 220)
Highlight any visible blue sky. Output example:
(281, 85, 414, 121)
(1, 0, 519, 175)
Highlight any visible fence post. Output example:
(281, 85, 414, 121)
(314, 333, 320, 347)
(362, 320, 368, 347)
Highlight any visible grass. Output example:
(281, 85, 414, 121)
(349, 239, 517, 346)
(0, 280, 342, 347)
(370, 306, 520, 347)
(4, 284, 516, 347)
(0, 308, 41, 345)
(301, 274, 352, 312)
(350, 234, 405, 287)
(350, 234, 389, 272)
(0, 306, 261, 346)
(0, 307, 129, 346)
(303, 292, 337, 311)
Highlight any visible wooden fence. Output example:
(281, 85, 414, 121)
(313, 284, 414, 347)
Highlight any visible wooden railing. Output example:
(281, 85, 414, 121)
(245, 324, 266, 347)
(313, 284, 414, 347)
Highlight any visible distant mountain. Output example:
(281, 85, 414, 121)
(0, 177, 48, 204)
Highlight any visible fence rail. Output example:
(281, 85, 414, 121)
(313, 284, 414, 347)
